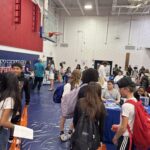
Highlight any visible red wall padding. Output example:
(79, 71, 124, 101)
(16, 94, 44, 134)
(0, 0, 43, 52)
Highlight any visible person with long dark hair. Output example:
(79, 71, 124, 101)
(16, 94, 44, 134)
(9, 62, 30, 143)
(74, 82, 106, 126)
(72, 82, 106, 150)
(0, 72, 21, 150)
(78, 68, 99, 99)
(76, 64, 81, 70)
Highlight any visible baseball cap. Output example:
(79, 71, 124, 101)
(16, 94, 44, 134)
(117, 76, 136, 88)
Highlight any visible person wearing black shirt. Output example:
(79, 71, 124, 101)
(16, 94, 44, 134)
(11, 63, 30, 105)
(72, 82, 106, 150)
(73, 68, 106, 144)
(8, 62, 30, 143)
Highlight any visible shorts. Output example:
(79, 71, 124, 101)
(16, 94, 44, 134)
(117, 136, 134, 150)
(49, 73, 54, 80)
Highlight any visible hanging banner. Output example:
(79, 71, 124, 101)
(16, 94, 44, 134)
(0, 50, 39, 73)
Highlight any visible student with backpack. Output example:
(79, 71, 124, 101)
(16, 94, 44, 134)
(59, 69, 81, 141)
(112, 76, 136, 149)
(0, 73, 21, 150)
(112, 76, 150, 150)
(71, 82, 106, 150)
(78, 68, 100, 99)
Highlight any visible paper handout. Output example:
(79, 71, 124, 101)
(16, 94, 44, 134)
(13, 125, 33, 140)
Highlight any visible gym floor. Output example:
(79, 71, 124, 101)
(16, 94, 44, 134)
(22, 84, 116, 150)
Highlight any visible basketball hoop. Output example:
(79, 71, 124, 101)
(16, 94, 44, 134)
(40, 27, 62, 43)
(48, 32, 63, 37)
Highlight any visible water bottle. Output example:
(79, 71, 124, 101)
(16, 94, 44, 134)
(140, 96, 145, 106)
(144, 97, 149, 107)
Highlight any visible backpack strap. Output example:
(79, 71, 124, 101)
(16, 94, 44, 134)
(125, 99, 137, 105)
(125, 99, 136, 150)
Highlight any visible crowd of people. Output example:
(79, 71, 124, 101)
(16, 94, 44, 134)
(57, 62, 150, 150)
(0, 59, 150, 150)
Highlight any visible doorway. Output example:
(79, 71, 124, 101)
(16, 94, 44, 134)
(94, 60, 113, 76)
(47, 57, 53, 66)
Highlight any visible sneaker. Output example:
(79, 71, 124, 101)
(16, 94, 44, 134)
(66, 130, 73, 140)
(66, 133, 72, 140)
(48, 88, 54, 91)
(60, 133, 68, 142)
(8, 137, 13, 143)
(8, 139, 13, 143)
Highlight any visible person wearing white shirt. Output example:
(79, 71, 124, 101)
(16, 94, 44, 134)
(112, 77, 136, 150)
(0, 73, 21, 150)
(98, 62, 107, 81)
(48, 62, 55, 91)
(114, 71, 124, 83)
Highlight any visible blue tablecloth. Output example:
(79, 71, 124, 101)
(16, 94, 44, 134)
(103, 105, 150, 143)
(103, 107, 120, 143)
(146, 106, 150, 114)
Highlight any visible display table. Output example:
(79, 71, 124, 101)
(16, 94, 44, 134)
(103, 103, 150, 143)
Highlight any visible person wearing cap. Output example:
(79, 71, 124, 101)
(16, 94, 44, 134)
(112, 76, 136, 149)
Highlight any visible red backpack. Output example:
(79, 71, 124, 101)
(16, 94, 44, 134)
(126, 100, 150, 150)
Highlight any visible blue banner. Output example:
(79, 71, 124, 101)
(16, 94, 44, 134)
(0, 50, 39, 72)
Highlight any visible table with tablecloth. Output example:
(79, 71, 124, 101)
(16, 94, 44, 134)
(103, 104, 150, 143)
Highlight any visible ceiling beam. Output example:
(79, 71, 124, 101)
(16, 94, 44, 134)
(113, 4, 142, 9)
(95, 0, 99, 16)
(77, 0, 85, 16)
(112, 11, 149, 15)
(57, 6, 112, 10)
(58, 0, 71, 16)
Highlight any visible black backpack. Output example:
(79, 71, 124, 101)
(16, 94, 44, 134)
(71, 113, 101, 150)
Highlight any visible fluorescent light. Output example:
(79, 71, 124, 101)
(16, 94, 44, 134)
(84, 4, 93, 10)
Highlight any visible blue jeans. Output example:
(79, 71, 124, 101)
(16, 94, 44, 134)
(0, 127, 8, 150)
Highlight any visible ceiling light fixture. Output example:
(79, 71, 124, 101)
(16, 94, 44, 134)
(84, 4, 93, 10)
